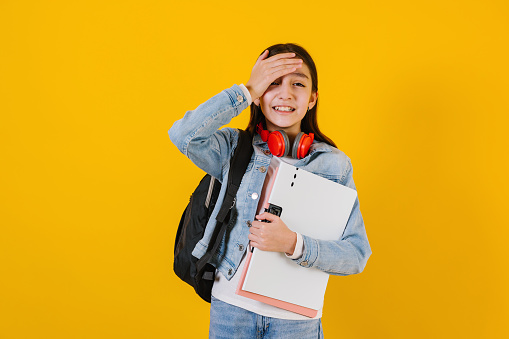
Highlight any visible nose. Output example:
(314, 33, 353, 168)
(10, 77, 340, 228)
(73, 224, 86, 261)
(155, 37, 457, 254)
(278, 83, 293, 100)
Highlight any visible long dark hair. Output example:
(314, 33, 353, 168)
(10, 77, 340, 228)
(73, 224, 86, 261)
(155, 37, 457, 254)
(245, 43, 337, 148)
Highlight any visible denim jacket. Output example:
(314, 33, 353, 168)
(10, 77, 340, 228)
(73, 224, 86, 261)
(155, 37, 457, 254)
(169, 85, 371, 281)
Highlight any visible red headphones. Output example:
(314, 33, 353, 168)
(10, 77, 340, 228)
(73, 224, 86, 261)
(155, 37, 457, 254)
(256, 123, 314, 159)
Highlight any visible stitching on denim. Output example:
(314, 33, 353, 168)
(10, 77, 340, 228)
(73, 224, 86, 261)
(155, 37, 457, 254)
(221, 129, 238, 175)
(224, 87, 236, 107)
(340, 159, 352, 185)
(315, 238, 362, 275)
(313, 238, 320, 268)
(184, 109, 226, 154)
(308, 147, 332, 156)
(182, 88, 238, 156)
(193, 240, 207, 258)
(315, 173, 342, 182)
(310, 237, 319, 266)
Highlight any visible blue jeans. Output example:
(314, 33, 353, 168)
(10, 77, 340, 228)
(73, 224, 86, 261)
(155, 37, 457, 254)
(209, 296, 324, 339)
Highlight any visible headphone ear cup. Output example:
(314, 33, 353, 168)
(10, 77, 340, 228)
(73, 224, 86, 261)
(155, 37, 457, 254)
(292, 132, 304, 159)
(279, 131, 290, 157)
(268, 131, 289, 157)
(294, 132, 313, 159)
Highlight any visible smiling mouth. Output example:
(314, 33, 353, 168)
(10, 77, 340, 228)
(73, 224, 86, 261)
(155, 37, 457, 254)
(272, 106, 296, 112)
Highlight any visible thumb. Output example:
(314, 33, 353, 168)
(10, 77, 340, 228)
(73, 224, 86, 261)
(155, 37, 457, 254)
(256, 212, 278, 222)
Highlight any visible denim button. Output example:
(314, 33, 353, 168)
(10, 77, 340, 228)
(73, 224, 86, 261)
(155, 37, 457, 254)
(263, 150, 271, 156)
(228, 269, 232, 275)
(237, 94, 244, 103)
(251, 192, 258, 200)
(300, 260, 308, 266)
(258, 166, 266, 173)
(239, 244, 244, 251)
(246, 220, 252, 227)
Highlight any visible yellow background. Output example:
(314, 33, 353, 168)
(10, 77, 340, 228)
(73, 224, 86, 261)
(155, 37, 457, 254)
(1, 0, 508, 338)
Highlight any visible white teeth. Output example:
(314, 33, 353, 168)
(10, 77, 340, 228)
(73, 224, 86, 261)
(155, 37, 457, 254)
(274, 106, 295, 112)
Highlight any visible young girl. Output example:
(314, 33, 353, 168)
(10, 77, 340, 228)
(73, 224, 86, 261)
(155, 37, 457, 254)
(169, 43, 371, 338)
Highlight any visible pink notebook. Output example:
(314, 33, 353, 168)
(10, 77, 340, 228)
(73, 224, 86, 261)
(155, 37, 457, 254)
(236, 248, 318, 318)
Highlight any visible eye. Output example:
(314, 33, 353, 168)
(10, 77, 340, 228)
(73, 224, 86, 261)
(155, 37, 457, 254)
(270, 82, 279, 86)
(294, 82, 305, 87)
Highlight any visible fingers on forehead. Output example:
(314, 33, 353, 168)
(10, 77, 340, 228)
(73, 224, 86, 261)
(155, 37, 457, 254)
(269, 52, 298, 60)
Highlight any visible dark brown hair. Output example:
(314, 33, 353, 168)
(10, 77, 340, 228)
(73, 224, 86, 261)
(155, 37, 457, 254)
(245, 43, 337, 148)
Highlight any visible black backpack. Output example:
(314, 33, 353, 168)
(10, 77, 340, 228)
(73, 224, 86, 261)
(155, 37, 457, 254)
(173, 129, 253, 302)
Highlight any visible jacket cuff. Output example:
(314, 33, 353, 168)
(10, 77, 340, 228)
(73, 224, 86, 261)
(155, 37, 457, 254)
(238, 84, 252, 105)
(291, 234, 319, 268)
(223, 85, 251, 114)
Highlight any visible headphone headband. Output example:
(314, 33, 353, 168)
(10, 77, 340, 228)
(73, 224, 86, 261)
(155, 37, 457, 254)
(256, 123, 270, 142)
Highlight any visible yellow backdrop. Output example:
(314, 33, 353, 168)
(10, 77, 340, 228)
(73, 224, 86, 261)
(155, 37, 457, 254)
(1, 0, 508, 338)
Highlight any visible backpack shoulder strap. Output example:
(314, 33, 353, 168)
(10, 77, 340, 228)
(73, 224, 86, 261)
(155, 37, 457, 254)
(215, 129, 253, 223)
(195, 129, 253, 276)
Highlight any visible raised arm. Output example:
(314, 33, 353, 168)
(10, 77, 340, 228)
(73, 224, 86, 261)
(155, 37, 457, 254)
(168, 86, 249, 181)
(169, 51, 305, 181)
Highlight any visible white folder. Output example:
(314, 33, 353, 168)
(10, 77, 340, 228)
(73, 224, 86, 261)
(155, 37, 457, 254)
(236, 161, 358, 317)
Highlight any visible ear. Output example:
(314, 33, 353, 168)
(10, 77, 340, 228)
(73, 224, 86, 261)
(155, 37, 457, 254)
(308, 91, 318, 110)
(254, 98, 260, 106)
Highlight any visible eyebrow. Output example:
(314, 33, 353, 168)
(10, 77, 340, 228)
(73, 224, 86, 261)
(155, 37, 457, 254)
(291, 72, 309, 79)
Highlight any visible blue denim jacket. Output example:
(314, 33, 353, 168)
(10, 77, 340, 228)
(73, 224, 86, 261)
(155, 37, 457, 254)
(169, 85, 371, 281)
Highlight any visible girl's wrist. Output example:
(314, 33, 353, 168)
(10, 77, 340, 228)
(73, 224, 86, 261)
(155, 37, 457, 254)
(285, 232, 297, 255)
(245, 83, 258, 102)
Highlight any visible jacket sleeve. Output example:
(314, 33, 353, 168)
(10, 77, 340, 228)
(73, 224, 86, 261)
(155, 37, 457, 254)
(168, 85, 250, 182)
(291, 158, 372, 276)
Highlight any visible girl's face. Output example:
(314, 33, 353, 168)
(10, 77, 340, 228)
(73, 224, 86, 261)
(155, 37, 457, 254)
(256, 60, 318, 137)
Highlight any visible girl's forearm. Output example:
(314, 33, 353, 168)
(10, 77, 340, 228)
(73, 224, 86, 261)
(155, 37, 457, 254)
(168, 85, 249, 180)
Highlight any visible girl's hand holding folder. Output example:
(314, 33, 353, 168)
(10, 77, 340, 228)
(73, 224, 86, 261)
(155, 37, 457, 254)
(248, 212, 297, 255)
